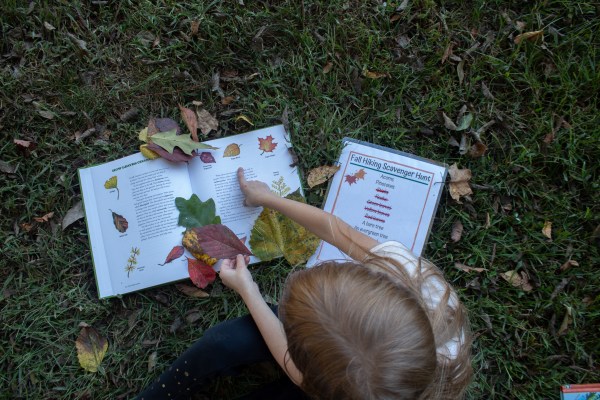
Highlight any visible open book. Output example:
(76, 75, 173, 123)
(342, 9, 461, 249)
(79, 125, 299, 298)
(307, 138, 447, 266)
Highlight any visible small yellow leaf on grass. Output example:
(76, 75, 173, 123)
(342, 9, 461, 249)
(364, 70, 389, 79)
(542, 221, 552, 239)
(76, 327, 108, 373)
(514, 30, 543, 44)
(307, 165, 340, 188)
(235, 115, 254, 126)
(500, 270, 533, 292)
(448, 164, 473, 203)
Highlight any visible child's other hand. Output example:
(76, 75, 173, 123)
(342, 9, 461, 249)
(237, 167, 273, 207)
(219, 254, 257, 297)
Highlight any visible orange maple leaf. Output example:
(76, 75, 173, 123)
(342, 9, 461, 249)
(258, 135, 278, 154)
(354, 169, 366, 180)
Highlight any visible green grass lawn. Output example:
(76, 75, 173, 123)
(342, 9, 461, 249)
(1, 1, 598, 399)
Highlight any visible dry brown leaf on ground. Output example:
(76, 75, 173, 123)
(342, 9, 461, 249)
(196, 109, 218, 136)
(442, 112, 457, 130)
(190, 20, 200, 36)
(500, 270, 533, 292)
(557, 306, 572, 336)
(34, 212, 54, 223)
(542, 221, 552, 239)
(322, 62, 333, 74)
(148, 351, 157, 372)
(560, 259, 579, 272)
(62, 201, 84, 230)
(514, 30, 544, 44)
(307, 165, 340, 188)
(363, 70, 388, 79)
(175, 283, 209, 298)
(451, 220, 464, 242)
(455, 262, 487, 273)
(179, 105, 199, 142)
(469, 141, 488, 158)
(448, 164, 473, 203)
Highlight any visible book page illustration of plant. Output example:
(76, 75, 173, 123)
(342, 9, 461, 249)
(104, 176, 119, 199)
(109, 210, 129, 233)
(125, 247, 140, 277)
(271, 176, 290, 197)
(344, 168, 366, 186)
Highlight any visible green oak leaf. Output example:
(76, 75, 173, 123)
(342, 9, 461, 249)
(175, 195, 221, 228)
(456, 113, 473, 131)
(249, 190, 320, 265)
(149, 129, 218, 155)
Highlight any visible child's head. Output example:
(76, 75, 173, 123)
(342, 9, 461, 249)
(279, 258, 471, 400)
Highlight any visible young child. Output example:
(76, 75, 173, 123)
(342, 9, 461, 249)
(137, 168, 472, 400)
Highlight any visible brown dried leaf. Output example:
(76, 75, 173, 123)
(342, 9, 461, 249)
(542, 221, 552, 240)
(557, 306, 572, 336)
(221, 96, 235, 105)
(469, 141, 488, 158)
(442, 112, 457, 130)
(500, 270, 533, 292)
(196, 109, 218, 136)
(148, 351, 157, 372)
(322, 62, 333, 74)
(34, 212, 54, 223)
(175, 283, 209, 298)
(0, 160, 16, 174)
(62, 200, 84, 230)
(179, 105, 199, 142)
(514, 30, 544, 44)
(190, 20, 200, 36)
(448, 164, 473, 203)
(364, 70, 388, 79)
(307, 165, 340, 188)
(560, 259, 579, 272)
(441, 42, 454, 64)
(457, 60, 465, 85)
(481, 81, 494, 100)
(451, 220, 463, 242)
(38, 110, 55, 119)
(455, 262, 486, 273)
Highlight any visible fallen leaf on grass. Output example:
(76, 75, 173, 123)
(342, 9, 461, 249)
(469, 141, 488, 158)
(322, 62, 333, 74)
(456, 113, 473, 131)
(542, 221, 552, 240)
(43, 21, 56, 31)
(67, 32, 88, 51)
(514, 30, 543, 44)
(442, 112, 457, 130)
(221, 96, 235, 105)
(448, 164, 473, 203)
(196, 109, 218, 136)
(235, 115, 254, 126)
(187, 257, 217, 289)
(557, 306, 572, 336)
(307, 165, 340, 188)
(175, 283, 209, 298)
(75, 327, 108, 373)
(62, 200, 84, 230)
(500, 270, 533, 292)
(34, 212, 54, 223)
(148, 351, 157, 372)
(159, 245, 184, 266)
(451, 220, 463, 242)
(455, 262, 486, 273)
(441, 42, 454, 64)
(170, 317, 183, 333)
(14, 139, 37, 156)
(149, 130, 217, 155)
(190, 20, 200, 36)
(363, 70, 389, 79)
(38, 110, 55, 120)
(481, 81, 494, 100)
(457, 60, 465, 85)
(179, 105, 199, 142)
(560, 259, 579, 272)
(0, 160, 16, 174)
(119, 108, 139, 122)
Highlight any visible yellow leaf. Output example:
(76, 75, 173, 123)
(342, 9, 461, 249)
(364, 70, 388, 79)
(542, 221, 552, 239)
(223, 143, 241, 157)
(138, 127, 148, 143)
(514, 30, 544, 44)
(140, 144, 160, 160)
(306, 165, 340, 188)
(235, 115, 254, 126)
(75, 327, 108, 373)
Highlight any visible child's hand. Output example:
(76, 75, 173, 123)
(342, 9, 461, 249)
(219, 254, 257, 297)
(237, 167, 273, 207)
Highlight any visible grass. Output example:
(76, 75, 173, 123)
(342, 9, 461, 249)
(1, 0, 599, 398)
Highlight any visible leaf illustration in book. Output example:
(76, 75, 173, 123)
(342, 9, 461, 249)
(250, 190, 319, 265)
(199, 152, 216, 163)
(110, 210, 129, 233)
(223, 143, 241, 157)
(344, 168, 366, 186)
(125, 247, 140, 277)
(104, 176, 119, 199)
(258, 135, 277, 154)
(271, 176, 291, 197)
(159, 245, 185, 266)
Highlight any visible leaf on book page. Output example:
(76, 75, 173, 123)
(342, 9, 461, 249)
(176, 283, 210, 298)
(189, 224, 253, 260)
(146, 143, 193, 163)
(182, 229, 218, 266)
(159, 245, 185, 266)
(179, 104, 199, 142)
(258, 135, 277, 154)
(75, 326, 108, 373)
(110, 210, 128, 233)
(307, 165, 340, 188)
(149, 130, 217, 156)
(187, 257, 217, 289)
(175, 195, 221, 228)
(250, 190, 320, 265)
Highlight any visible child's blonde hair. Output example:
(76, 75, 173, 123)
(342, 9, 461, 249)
(279, 254, 472, 399)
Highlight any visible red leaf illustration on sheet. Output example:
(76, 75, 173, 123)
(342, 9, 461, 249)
(199, 152, 216, 163)
(258, 135, 277, 154)
(159, 245, 185, 266)
(110, 210, 129, 233)
(345, 174, 357, 185)
(190, 224, 253, 260)
(187, 257, 217, 289)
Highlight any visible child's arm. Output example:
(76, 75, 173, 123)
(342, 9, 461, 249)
(219, 255, 303, 385)
(237, 168, 378, 260)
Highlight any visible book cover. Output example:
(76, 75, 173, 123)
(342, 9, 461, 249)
(561, 384, 600, 400)
(307, 137, 447, 266)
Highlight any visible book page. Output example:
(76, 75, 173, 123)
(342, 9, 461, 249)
(308, 139, 447, 266)
(79, 154, 193, 298)
(187, 125, 301, 262)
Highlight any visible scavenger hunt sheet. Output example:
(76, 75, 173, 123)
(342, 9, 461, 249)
(307, 138, 447, 266)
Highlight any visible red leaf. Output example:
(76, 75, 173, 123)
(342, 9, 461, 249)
(199, 152, 216, 163)
(179, 105, 199, 142)
(191, 224, 252, 260)
(146, 143, 193, 163)
(258, 135, 278, 153)
(187, 257, 216, 289)
(159, 245, 185, 266)
(345, 174, 357, 185)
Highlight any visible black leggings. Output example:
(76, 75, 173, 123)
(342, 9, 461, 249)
(136, 308, 307, 400)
